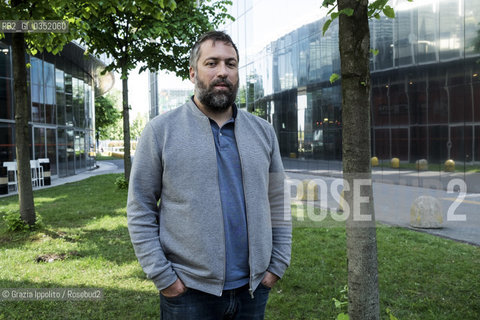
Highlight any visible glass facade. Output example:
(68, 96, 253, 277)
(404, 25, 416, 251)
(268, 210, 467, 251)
(148, 70, 193, 118)
(0, 38, 100, 177)
(224, 0, 480, 168)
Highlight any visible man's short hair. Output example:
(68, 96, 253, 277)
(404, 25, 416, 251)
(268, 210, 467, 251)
(189, 30, 239, 70)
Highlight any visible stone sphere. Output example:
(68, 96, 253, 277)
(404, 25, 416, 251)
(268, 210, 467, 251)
(415, 159, 428, 171)
(410, 196, 443, 229)
(444, 159, 455, 172)
(391, 158, 400, 168)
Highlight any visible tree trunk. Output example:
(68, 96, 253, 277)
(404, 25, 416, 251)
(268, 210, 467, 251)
(12, 30, 36, 226)
(122, 76, 132, 181)
(338, 0, 379, 319)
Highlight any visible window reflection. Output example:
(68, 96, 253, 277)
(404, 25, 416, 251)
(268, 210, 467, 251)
(227, 0, 480, 165)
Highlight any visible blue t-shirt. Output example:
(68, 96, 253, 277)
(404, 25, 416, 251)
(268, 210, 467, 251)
(209, 107, 249, 290)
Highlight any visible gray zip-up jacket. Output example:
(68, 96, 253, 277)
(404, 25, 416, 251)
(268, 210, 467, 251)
(127, 99, 292, 297)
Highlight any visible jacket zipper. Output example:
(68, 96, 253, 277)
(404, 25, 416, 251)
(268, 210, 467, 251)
(235, 118, 255, 299)
(208, 118, 227, 296)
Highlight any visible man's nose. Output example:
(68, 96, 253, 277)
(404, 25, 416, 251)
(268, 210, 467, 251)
(216, 62, 228, 77)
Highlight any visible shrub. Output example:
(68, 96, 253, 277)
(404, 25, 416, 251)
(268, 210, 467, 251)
(1, 210, 43, 232)
(115, 176, 129, 190)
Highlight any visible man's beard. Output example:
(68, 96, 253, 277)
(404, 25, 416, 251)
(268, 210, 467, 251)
(195, 75, 238, 113)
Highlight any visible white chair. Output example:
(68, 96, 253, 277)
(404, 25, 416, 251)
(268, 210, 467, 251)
(38, 158, 51, 185)
(30, 160, 44, 188)
(3, 161, 18, 192)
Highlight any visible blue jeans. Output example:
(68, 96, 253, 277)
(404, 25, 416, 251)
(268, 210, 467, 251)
(160, 283, 271, 320)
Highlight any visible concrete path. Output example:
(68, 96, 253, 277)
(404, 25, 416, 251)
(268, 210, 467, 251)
(0, 160, 124, 198)
(286, 171, 480, 246)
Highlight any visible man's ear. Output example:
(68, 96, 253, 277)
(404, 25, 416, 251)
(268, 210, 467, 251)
(189, 66, 195, 84)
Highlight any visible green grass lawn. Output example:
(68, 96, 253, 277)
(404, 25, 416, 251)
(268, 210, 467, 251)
(95, 153, 119, 161)
(1, 174, 479, 319)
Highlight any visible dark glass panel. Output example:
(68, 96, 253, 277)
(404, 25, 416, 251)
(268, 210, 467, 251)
(428, 126, 448, 163)
(0, 78, 13, 120)
(374, 129, 389, 160)
(410, 126, 427, 161)
(34, 127, 46, 159)
(372, 84, 389, 126)
(67, 129, 74, 175)
(0, 123, 15, 163)
(451, 126, 472, 162)
(391, 128, 409, 161)
(45, 104, 56, 124)
(475, 126, 480, 162)
(57, 128, 67, 177)
(409, 77, 428, 125)
(474, 83, 480, 122)
(389, 83, 409, 125)
(46, 128, 57, 175)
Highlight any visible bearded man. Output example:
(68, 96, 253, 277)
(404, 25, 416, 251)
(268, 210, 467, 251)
(127, 31, 292, 320)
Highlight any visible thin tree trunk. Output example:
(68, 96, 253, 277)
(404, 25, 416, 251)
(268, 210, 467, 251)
(12, 30, 36, 225)
(122, 76, 132, 181)
(338, 0, 379, 319)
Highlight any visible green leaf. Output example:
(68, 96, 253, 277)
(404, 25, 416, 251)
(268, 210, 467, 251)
(341, 8, 354, 16)
(386, 308, 399, 320)
(333, 298, 342, 308)
(322, 19, 333, 36)
(383, 5, 395, 19)
(337, 313, 350, 320)
(330, 73, 340, 83)
(322, 0, 336, 7)
(370, 48, 379, 56)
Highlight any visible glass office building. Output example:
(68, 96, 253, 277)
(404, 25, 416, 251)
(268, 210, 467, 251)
(0, 36, 111, 178)
(148, 70, 193, 118)
(224, 0, 480, 167)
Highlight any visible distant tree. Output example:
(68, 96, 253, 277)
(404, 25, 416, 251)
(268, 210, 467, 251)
(0, 0, 84, 226)
(74, 0, 233, 181)
(130, 112, 147, 141)
(95, 94, 122, 140)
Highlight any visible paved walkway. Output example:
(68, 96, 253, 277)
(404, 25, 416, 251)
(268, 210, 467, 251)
(0, 160, 123, 198)
(284, 158, 480, 246)
(49, 161, 124, 187)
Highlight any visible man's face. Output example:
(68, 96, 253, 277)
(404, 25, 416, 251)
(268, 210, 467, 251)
(190, 40, 239, 113)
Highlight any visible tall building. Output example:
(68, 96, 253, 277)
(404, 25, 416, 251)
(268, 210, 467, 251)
(223, 0, 480, 166)
(148, 70, 192, 118)
(0, 35, 113, 178)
